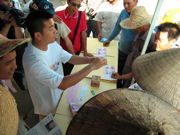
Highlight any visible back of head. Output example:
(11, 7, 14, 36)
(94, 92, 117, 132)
(157, 22, 180, 41)
(25, 10, 53, 40)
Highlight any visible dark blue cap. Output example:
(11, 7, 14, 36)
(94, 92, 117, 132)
(36, 0, 55, 15)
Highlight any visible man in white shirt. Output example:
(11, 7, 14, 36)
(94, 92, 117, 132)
(94, 0, 123, 41)
(23, 10, 107, 120)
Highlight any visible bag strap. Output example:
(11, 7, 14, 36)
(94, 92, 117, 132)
(72, 11, 82, 45)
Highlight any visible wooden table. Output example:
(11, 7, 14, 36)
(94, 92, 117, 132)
(55, 38, 118, 135)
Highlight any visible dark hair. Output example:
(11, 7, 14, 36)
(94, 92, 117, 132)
(0, 56, 3, 60)
(157, 22, 180, 41)
(25, 10, 53, 40)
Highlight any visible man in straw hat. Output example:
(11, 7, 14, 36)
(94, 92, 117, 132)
(111, 6, 154, 88)
(0, 34, 30, 135)
(112, 22, 180, 87)
(23, 10, 107, 121)
(103, 0, 138, 88)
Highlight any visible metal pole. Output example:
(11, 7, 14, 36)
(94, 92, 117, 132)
(141, 0, 164, 55)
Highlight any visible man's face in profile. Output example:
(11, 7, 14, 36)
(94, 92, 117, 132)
(155, 31, 174, 51)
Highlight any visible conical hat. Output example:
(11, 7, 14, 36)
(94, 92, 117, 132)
(0, 85, 19, 135)
(66, 89, 180, 135)
(132, 48, 180, 110)
(120, 6, 152, 29)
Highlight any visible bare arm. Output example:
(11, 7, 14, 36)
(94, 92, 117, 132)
(63, 36, 75, 55)
(81, 31, 87, 55)
(97, 21, 102, 41)
(14, 26, 24, 38)
(68, 55, 94, 65)
(81, 31, 93, 57)
(111, 72, 133, 80)
(0, 23, 11, 36)
(0, 12, 11, 36)
(0, 19, 23, 38)
(58, 57, 107, 90)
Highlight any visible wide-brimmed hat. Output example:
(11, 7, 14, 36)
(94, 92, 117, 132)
(0, 84, 19, 135)
(66, 89, 180, 135)
(0, 36, 30, 57)
(132, 48, 180, 110)
(120, 6, 152, 29)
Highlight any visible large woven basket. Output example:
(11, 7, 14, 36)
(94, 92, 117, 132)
(66, 89, 180, 135)
(133, 48, 180, 110)
(0, 85, 19, 135)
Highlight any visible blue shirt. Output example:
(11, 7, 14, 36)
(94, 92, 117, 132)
(108, 9, 136, 55)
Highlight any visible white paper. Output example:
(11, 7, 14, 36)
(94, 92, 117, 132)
(104, 65, 116, 80)
(25, 114, 62, 135)
(97, 47, 107, 58)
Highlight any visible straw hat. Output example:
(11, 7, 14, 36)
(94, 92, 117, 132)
(120, 6, 152, 29)
(66, 89, 180, 135)
(132, 48, 180, 110)
(0, 85, 19, 135)
(0, 36, 30, 57)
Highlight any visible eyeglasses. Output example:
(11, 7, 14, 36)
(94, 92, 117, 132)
(70, 2, 81, 8)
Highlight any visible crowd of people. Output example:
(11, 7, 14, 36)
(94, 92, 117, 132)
(0, 0, 180, 134)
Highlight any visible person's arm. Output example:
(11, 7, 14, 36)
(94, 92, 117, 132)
(68, 55, 94, 65)
(53, 14, 62, 24)
(81, 31, 93, 57)
(13, 25, 24, 38)
(0, 12, 12, 36)
(1, 18, 23, 38)
(0, 23, 11, 36)
(58, 57, 107, 90)
(63, 36, 75, 55)
(111, 72, 133, 80)
(97, 21, 102, 41)
(108, 14, 121, 41)
(103, 13, 122, 47)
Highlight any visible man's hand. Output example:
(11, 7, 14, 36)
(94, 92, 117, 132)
(98, 33, 102, 41)
(53, 15, 62, 24)
(87, 56, 95, 63)
(90, 57, 107, 70)
(31, 2, 38, 10)
(103, 40, 110, 47)
(111, 72, 120, 79)
(84, 51, 94, 57)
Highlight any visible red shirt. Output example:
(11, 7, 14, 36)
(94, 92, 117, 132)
(56, 8, 87, 53)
